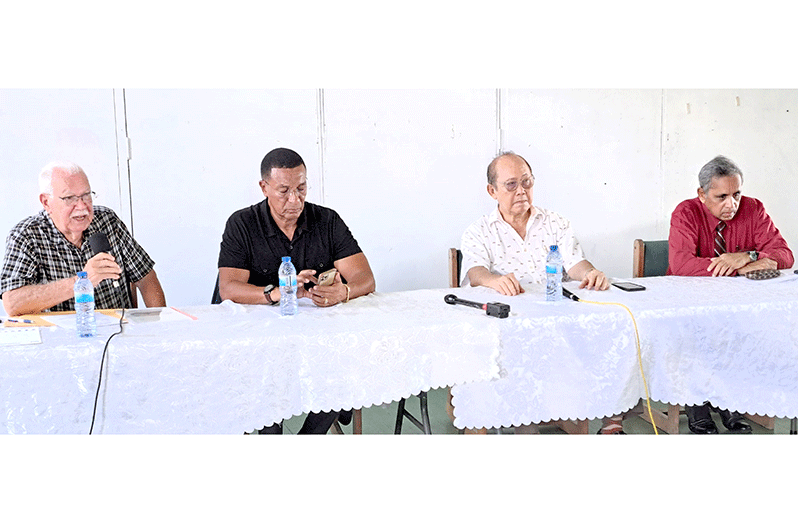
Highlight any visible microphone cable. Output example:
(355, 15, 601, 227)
(563, 289, 659, 435)
(89, 308, 125, 435)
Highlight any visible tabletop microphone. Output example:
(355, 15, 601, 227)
(444, 294, 510, 318)
(562, 288, 580, 301)
(88, 232, 119, 288)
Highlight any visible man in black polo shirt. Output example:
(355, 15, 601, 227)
(217, 147, 376, 434)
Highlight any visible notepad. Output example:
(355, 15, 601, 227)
(0, 327, 42, 346)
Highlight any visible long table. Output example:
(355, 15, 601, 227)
(2, 289, 501, 434)
(451, 272, 798, 430)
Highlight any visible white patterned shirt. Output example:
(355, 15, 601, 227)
(460, 206, 586, 287)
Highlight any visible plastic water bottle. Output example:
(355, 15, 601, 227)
(278, 256, 298, 316)
(546, 245, 563, 302)
(74, 271, 97, 337)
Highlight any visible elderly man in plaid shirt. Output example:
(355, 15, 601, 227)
(1, 161, 165, 316)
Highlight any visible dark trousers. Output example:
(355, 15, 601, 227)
(257, 410, 340, 434)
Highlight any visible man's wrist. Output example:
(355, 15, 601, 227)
(263, 284, 277, 305)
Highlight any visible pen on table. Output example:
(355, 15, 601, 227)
(7, 319, 34, 324)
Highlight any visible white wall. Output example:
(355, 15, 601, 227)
(2, 89, 797, 309)
(501, 89, 664, 278)
(0, 89, 126, 236)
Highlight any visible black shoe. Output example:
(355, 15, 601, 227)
(256, 422, 283, 434)
(337, 409, 353, 426)
(686, 403, 718, 434)
(716, 409, 752, 433)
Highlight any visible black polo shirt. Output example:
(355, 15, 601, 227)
(218, 199, 362, 287)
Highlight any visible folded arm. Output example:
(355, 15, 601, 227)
(218, 266, 319, 305)
(1, 252, 124, 316)
(2, 278, 77, 316)
(466, 266, 524, 296)
(567, 260, 609, 290)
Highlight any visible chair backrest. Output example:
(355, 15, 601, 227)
(632, 239, 669, 278)
(448, 247, 462, 288)
(211, 274, 222, 304)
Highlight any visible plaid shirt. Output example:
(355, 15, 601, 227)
(0, 206, 155, 311)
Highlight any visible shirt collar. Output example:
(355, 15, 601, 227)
(39, 209, 93, 250)
(489, 205, 540, 231)
(261, 199, 309, 238)
(698, 195, 745, 227)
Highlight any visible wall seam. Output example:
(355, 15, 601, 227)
(316, 89, 326, 205)
(496, 88, 503, 153)
(659, 88, 665, 238)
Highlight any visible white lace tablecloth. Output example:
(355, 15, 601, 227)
(451, 273, 798, 430)
(2, 289, 501, 434)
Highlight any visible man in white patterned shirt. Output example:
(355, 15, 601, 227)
(461, 152, 621, 433)
(462, 152, 609, 294)
(1, 161, 165, 316)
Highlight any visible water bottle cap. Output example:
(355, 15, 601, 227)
(281, 256, 291, 262)
(77, 271, 87, 278)
(550, 245, 558, 252)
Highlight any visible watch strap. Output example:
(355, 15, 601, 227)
(263, 285, 276, 305)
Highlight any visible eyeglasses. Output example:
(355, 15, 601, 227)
(498, 176, 534, 192)
(266, 182, 308, 200)
(58, 191, 96, 205)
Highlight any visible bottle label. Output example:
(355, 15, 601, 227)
(279, 275, 297, 288)
(75, 293, 94, 303)
(545, 264, 560, 274)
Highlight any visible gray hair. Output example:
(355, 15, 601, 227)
(698, 156, 743, 193)
(39, 161, 85, 195)
(486, 151, 533, 186)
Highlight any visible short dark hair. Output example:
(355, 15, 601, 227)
(260, 148, 305, 180)
(486, 151, 533, 186)
(698, 155, 743, 193)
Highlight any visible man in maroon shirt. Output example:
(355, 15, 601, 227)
(667, 155, 794, 433)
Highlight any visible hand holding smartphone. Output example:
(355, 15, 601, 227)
(317, 268, 338, 286)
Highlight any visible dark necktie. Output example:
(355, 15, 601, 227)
(714, 222, 727, 256)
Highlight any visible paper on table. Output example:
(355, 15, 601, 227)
(126, 307, 195, 323)
(42, 311, 124, 330)
(2, 315, 55, 327)
(0, 327, 42, 346)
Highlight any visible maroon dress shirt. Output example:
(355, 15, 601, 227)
(667, 196, 793, 276)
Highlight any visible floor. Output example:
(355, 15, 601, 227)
(265, 386, 796, 435)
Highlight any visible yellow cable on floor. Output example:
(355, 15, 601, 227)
(577, 299, 659, 435)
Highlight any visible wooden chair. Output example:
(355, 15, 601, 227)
(211, 274, 362, 435)
(631, 239, 777, 433)
(394, 393, 431, 434)
(393, 265, 433, 433)
(447, 248, 589, 434)
(630, 239, 682, 434)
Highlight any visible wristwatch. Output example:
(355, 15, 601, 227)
(748, 251, 759, 262)
(263, 284, 277, 305)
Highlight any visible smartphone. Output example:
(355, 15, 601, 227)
(612, 281, 646, 292)
(317, 268, 338, 286)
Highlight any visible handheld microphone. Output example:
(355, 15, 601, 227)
(562, 288, 580, 301)
(88, 232, 119, 288)
(444, 294, 510, 318)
